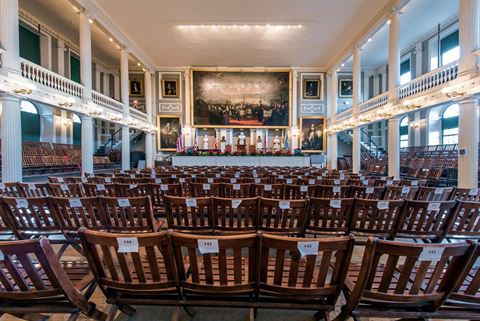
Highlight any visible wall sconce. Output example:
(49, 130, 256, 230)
(58, 96, 75, 108)
(442, 86, 467, 98)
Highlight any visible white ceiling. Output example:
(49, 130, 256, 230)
(342, 0, 458, 70)
(94, 0, 390, 68)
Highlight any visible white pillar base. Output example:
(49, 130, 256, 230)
(327, 133, 338, 170)
(352, 128, 361, 174)
(1, 95, 22, 182)
(388, 117, 400, 179)
(122, 126, 130, 170)
(81, 116, 94, 175)
(458, 97, 479, 188)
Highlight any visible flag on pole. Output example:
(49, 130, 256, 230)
(284, 131, 289, 150)
(193, 128, 198, 151)
(176, 127, 184, 152)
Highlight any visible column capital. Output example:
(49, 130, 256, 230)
(388, 7, 400, 18)
(0, 93, 20, 102)
(80, 115, 93, 122)
(458, 95, 480, 105)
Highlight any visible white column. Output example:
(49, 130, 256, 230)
(183, 69, 193, 146)
(388, 117, 400, 179)
(40, 33, 52, 70)
(352, 127, 361, 174)
(81, 116, 94, 175)
(328, 70, 338, 169)
(144, 70, 153, 168)
(57, 39, 65, 76)
(79, 9, 92, 99)
(0, 0, 20, 73)
(458, 97, 479, 188)
(458, 0, 479, 73)
(388, 9, 400, 101)
(352, 46, 362, 111)
(414, 42, 423, 78)
(95, 68, 101, 91)
(1, 95, 22, 182)
(328, 134, 338, 169)
(120, 48, 130, 170)
(414, 111, 421, 146)
(103, 71, 110, 97)
(113, 72, 120, 100)
(291, 68, 299, 149)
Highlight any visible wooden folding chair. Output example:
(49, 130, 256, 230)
(258, 198, 306, 236)
(349, 186, 385, 200)
(284, 185, 317, 199)
(146, 183, 182, 217)
(259, 233, 354, 320)
(164, 195, 213, 233)
(0, 183, 21, 197)
(212, 197, 258, 234)
(415, 186, 455, 201)
(316, 185, 350, 198)
(335, 238, 475, 321)
(222, 183, 252, 198)
(444, 201, 480, 241)
(48, 183, 85, 197)
(303, 198, 354, 237)
(453, 188, 480, 202)
(79, 228, 179, 321)
(383, 185, 419, 200)
(190, 182, 222, 197)
(0, 237, 107, 321)
(252, 184, 284, 199)
(82, 183, 116, 197)
(16, 183, 51, 198)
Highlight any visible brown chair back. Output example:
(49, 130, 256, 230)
(222, 183, 252, 198)
(415, 187, 454, 201)
(164, 195, 213, 233)
(212, 197, 258, 233)
(252, 184, 284, 199)
(445, 201, 480, 240)
(383, 185, 419, 200)
(303, 198, 354, 236)
(349, 186, 385, 200)
(48, 183, 85, 197)
(16, 183, 51, 198)
(258, 198, 306, 235)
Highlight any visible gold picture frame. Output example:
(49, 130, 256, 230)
(303, 79, 321, 99)
(129, 79, 143, 96)
(190, 67, 292, 128)
(338, 79, 353, 98)
(157, 114, 181, 151)
(300, 116, 327, 153)
(161, 79, 179, 98)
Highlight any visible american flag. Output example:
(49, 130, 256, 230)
(214, 136, 218, 149)
(193, 128, 198, 151)
(176, 127, 184, 152)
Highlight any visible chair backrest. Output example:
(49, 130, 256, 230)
(98, 196, 157, 233)
(415, 187, 454, 201)
(0, 238, 92, 306)
(82, 183, 116, 197)
(16, 183, 51, 198)
(453, 188, 480, 202)
(164, 195, 213, 233)
(349, 199, 405, 239)
(303, 198, 354, 236)
(0, 183, 21, 197)
(445, 201, 480, 239)
(258, 198, 306, 235)
(0, 197, 61, 238)
(349, 186, 385, 200)
(78, 228, 178, 299)
(450, 242, 480, 306)
(345, 238, 474, 312)
(396, 200, 456, 241)
(212, 197, 258, 233)
(49, 196, 104, 233)
(190, 182, 222, 197)
(252, 184, 284, 199)
(259, 233, 354, 304)
(383, 185, 419, 200)
(171, 232, 257, 294)
(222, 183, 252, 198)
(316, 185, 350, 198)
(48, 183, 85, 197)
(284, 185, 317, 199)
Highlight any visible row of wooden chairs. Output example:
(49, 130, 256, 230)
(2, 232, 477, 321)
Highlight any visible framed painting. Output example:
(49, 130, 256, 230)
(300, 116, 327, 153)
(303, 79, 321, 99)
(161, 79, 179, 98)
(338, 79, 353, 98)
(129, 79, 143, 96)
(191, 68, 291, 128)
(157, 115, 181, 151)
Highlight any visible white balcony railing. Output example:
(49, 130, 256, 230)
(130, 107, 148, 122)
(336, 108, 353, 121)
(20, 58, 84, 98)
(92, 90, 124, 113)
(358, 92, 389, 112)
(397, 61, 458, 100)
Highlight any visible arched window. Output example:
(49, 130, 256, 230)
(72, 114, 81, 145)
(72, 114, 81, 123)
(20, 100, 40, 142)
(441, 104, 459, 145)
(399, 116, 409, 148)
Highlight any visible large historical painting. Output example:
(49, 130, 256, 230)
(157, 115, 180, 151)
(192, 70, 290, 128)
(300, 116, 326, 153)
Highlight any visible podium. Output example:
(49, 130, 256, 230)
(236, 144, 247, 153)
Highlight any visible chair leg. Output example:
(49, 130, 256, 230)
(118, 304, 136, 316)
(106, 305, 118, 321)
(171, 306, 180, 321)
(332, 310, 349, 321)
(314, 311, 331, 321)
(67, 312, 80, 321)
(249, 307, 255, 321)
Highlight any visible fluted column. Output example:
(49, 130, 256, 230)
(120, 48, 130, 169)
(183, 69, 193, 146)
(79, 9, 92, 99)
(352, 46, 362, 111)
(57, 39, 65, 76)
(352, 127, 361, 174)
(458, 0, 479, 73)
(327, 70, 338, 169)
(81, 116, 94, 175)
(388, 117, 400, 179)
(291, 68, 299, 149)
(388, 8, 400, 101)
(144, 70, 154, 168)
(113, 72, 120, 100)
(1, 95, 22, 182)
(0, 0, 20, 73)
(457, 97, 479, 188)
(103, 71, 110, 97)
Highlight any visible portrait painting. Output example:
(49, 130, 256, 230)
(192, 69, 290, 128)
(129, 79, 143, 96)
(303, 79, 321, 99)
(157, 115, 180, 151)
(300, 116, 326, 153)
(162, 79, 179, 98)
(339, 79, 353, 98)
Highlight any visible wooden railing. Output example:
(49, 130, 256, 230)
(358, 92, 389, 112)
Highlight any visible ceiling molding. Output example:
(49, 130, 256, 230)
(73, 0, 156, 71)
(326, 0, 410, 71)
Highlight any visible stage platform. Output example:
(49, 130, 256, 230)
(172, 156, 311, 167)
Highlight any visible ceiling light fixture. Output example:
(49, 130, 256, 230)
(109, 37, 113, 42)
(89, 18, 93, 24)
(177, 24, 303, 30)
